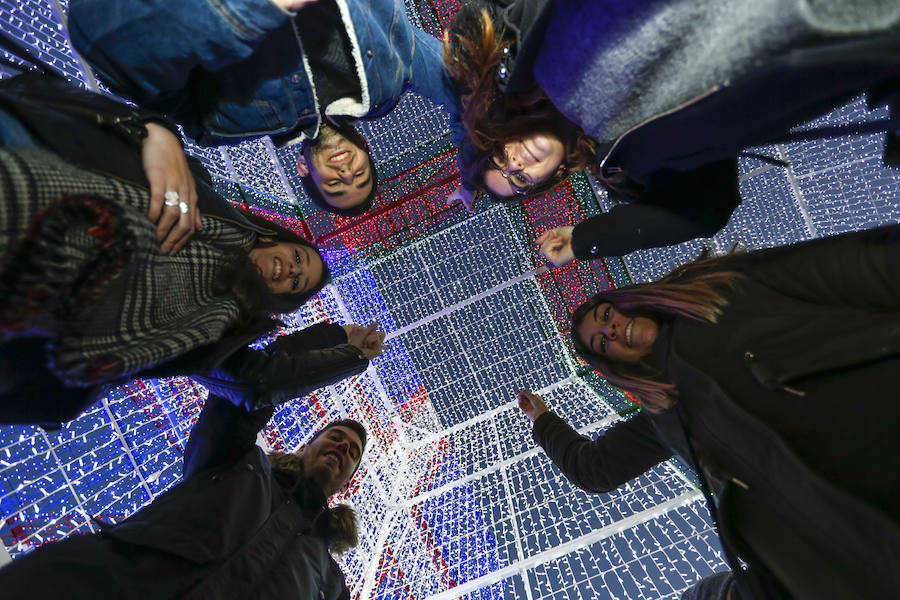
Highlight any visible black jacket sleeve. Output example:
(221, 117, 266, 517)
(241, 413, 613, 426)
(573, 159, 740, 259)
(533, 410, 672, 493)
(182, 394, 274, 479)
(200, 342, 368, 411)
(263, 322, 348, 354)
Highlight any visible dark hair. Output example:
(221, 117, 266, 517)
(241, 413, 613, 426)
(571, 254, 743, 411)
(214, 211, 331, 330)
(299, 122, 378, 216)
(444, 2, 596, 199)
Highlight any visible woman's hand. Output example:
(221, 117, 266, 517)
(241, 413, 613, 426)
(517, 389, 548, 422)
(536, 226, 576, 267)
(142, 122, 200, 252)
(446, 184, 477, 213)
(343, 323, 386, 360)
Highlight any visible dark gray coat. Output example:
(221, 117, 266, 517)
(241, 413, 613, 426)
(534, 0, 900, 181)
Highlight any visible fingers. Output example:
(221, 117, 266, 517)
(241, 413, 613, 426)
(157, 182, 198, 252)
(146, 167, 166, 223)
(517, 389, 533, 411)
(447, 186, 477, 213)
(142, 122, 199, 252)
(518, 389, 538, 403)
(535, 229, 554, 244)
(537, 239, 557, 261)
(362, 323, 384, 359)
(365, 330, 386, 348)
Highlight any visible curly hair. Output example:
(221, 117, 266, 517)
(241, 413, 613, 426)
(571, 253, 743, 411)
(444, 2, 596, 197)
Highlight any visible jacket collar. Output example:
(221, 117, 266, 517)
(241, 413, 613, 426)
(272, 467, 328, 517)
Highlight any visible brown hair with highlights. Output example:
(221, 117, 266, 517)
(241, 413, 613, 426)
(571, 253, 743, 411)
(443, 2, 596, 197)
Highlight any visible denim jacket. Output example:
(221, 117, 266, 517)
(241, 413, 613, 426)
(69, 0, 462, 147)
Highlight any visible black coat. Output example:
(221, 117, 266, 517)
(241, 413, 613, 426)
(535, 226, 900, 599)
(109, 396, 351, 600)
(0, 395, 351, 599)
(570, 159, 740, 260)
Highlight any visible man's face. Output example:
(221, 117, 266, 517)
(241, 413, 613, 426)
(307, 126, 374, 211)
(299, 425, 364, 497)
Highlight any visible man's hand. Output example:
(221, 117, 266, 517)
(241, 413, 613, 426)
(270, 0, 321, 11)
(517, 389, 548, 422)
(446, 184, 477, 213)
(343, 323, 386, 360)
(142, 122, 199, 252)
(536, 226, 576, 268)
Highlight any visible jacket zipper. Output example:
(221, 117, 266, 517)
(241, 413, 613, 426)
(599, 84, 727, 173)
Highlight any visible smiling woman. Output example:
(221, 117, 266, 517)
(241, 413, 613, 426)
(574, 301, 659, 364)
(249, 239, 325, 296)
(562, 226, 900, 599)
(443, 2, 596, 205)
(481, 132, 566, 197)
(0, 72, 341, 425)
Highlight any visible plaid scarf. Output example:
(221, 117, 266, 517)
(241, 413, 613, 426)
(0, 147, 256, 385)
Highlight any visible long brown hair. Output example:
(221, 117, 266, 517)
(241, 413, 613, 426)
(571, 254, 743, 411)
(443, 3, 596, 197)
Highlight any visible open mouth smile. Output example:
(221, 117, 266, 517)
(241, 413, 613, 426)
(625, 319, 634, 347)
(324, 451, 342, 470)
(328, 149, 351, 165)
(272, 256, 282, 281)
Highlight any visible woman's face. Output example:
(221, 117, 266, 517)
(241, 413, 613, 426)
(576, 301, 658, 364)
(249, 241, 324, 296)
(483, 133, 565, 198)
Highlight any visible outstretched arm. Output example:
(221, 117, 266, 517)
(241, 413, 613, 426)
(519, 390, 671, 493)
(542, 159, 740, 262)
(568, 202, 726, 260)
(208, 343, 369, 410)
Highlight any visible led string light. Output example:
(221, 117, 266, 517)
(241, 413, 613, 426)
(4, 1, 900, 599)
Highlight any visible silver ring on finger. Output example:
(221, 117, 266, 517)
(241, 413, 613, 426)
(179, 201, 190, 215)
(164, 191, 180, 206)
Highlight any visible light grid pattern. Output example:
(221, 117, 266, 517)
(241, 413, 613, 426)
(3, 1, 900, 598)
